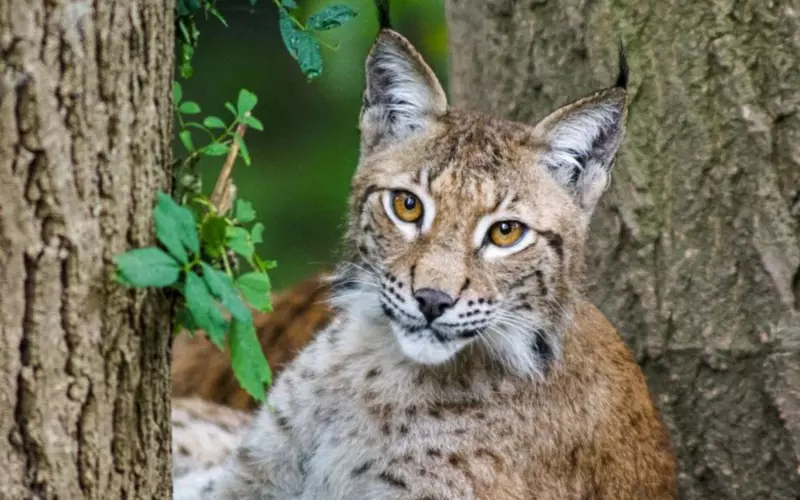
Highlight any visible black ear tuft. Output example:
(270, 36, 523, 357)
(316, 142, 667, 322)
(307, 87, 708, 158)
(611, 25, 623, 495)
(615, 40, 629, 89)
(375, 0, 392, 30)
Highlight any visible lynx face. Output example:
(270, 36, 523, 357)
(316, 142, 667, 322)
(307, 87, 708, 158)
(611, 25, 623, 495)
(332, 30, 628, 377)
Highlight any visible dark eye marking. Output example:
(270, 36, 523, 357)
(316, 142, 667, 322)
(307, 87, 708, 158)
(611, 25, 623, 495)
(509, 269, 544, 290)
(536, 230, 563, 260)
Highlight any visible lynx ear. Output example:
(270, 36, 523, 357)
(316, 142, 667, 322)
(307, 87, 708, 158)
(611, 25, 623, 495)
(359, 29, 447, 152)
(534, 87, 627, 214)
(534, 50, 629, 214)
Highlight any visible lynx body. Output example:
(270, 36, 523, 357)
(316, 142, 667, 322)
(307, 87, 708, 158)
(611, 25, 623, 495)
(173, 19, 677, 500)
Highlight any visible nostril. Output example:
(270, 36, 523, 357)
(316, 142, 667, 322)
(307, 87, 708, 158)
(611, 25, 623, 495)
(413, 288, 455, 322)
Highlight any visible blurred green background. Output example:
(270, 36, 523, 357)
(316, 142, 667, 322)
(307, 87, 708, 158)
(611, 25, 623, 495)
(179, 0, 447, 291)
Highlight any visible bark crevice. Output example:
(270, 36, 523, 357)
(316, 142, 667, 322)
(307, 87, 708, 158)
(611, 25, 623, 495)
(0, 1, 174, 497)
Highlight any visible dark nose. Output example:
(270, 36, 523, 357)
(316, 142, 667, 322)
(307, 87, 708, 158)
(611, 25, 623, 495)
(414, 288, 454, 322)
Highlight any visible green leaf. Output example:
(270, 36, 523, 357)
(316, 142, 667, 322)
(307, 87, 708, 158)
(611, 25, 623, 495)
(180, 41, 195, 79)
(208, 6, 228, 26)
(255, 254, 278, 269)
(242, 115, 264, 131)
(237, 89, 258, 116)
(179, 101, 201, 114)
(155, 191, 200, 255)
(279, 8, 302, 58)
(178, 19, 192, 42)
(252, 254, 277, 274)
(225, 102, 237, 118)
(278, 9, 324, 79)
(180, 0, 201, 12)
(114, 247, 181, 288)
(307, 4, 357, 31)
(154, 204, 189, 264)
(173, 81, 183, 104)
(200, 262, 252, 323)
(201, 215, 228, 252)
(295, 32, 323, 80)
(180, 61, 194, 79)
(177, 306, 198, 333)
(235, 199, 256, 222)
(234, 133, 251, 166)
(179, 130, 194, 152)
(250, 222, 264, 244)
(184, 271, 229, 347)
(281, 0, 297, 8)
(203, 116, 227, 129)
(230, 319, 271, 401)
(203, 142, 230, 156)
(226, 226, 253, 259)
(236, 272, 272, 312)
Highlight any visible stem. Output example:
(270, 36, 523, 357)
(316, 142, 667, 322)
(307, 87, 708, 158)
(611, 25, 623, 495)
(318, 39, 340, 52)
(210, 120, 248, 210)
(186, 122, 216, 141)
(221, 248, 233, 277)
(273, 0, 306, 30)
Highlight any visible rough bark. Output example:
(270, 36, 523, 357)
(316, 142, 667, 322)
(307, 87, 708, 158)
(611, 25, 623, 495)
(446, 1, 800, 498)
(0, 1, 174, 498)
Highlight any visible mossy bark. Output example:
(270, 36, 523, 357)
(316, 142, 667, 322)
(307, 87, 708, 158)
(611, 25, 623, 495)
(0, 1, 174, 498)
(446, 1, 800, 498)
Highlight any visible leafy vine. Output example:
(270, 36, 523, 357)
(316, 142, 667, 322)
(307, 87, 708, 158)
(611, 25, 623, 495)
(114, 0, 358, 401)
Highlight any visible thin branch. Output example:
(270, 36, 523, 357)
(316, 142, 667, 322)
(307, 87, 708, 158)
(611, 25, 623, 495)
(210, 121, 248, 212)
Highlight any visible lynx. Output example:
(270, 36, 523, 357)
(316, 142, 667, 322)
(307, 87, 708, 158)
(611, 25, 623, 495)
(172, 12, 677, 500)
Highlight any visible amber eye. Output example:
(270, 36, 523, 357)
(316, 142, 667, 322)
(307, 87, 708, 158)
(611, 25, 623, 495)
(488, 221, 526, 247)
(391, 190, 423, 223)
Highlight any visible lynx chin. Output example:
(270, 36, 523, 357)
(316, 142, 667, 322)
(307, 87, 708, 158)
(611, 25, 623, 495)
(173, 17, 677, 500)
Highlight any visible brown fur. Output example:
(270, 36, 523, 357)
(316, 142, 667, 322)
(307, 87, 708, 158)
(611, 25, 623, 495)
(171, 272, 677, 497)
(173, 290, 676, 498)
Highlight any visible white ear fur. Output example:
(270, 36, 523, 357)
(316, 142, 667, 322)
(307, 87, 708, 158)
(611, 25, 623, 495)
(534, 89, 627, 213)
(360, 30, 447, 150)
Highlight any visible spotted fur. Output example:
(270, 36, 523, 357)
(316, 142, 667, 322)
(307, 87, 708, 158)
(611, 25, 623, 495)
(173, 23, 676, 500)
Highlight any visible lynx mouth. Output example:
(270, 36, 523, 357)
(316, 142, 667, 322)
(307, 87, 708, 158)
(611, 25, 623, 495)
(377, 305, 484, 365)
(389, 321, 471, 365)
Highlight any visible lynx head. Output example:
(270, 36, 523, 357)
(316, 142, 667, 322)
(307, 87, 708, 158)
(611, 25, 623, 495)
(331, 28, 628, 377)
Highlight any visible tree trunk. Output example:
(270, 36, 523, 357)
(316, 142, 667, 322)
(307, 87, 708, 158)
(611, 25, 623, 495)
(0, 1, 174, 498)
(446, 1, 800, 498)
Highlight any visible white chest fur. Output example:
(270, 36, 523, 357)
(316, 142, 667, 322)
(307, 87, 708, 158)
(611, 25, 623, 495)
(241, 315, 523, 500)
